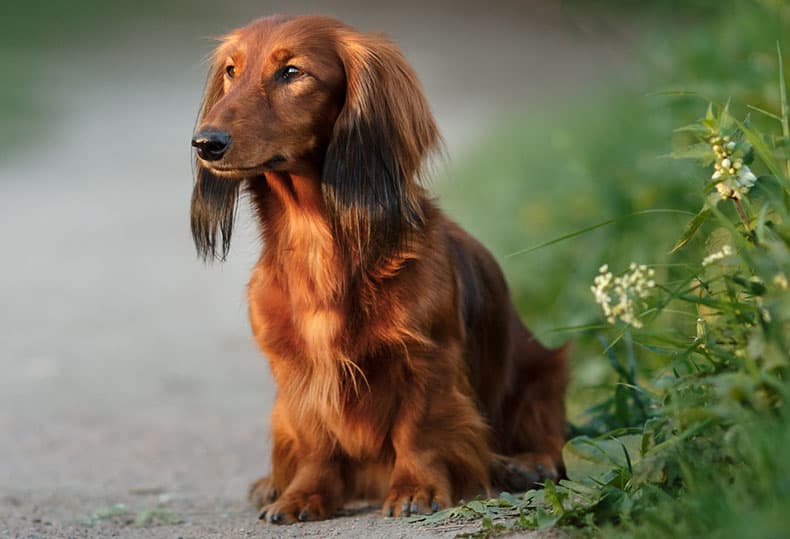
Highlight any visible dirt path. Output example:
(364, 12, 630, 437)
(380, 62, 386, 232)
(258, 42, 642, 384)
(0, 2, 629, 537)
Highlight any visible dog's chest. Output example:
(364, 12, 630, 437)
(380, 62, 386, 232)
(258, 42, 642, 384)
(249, 207, 393, 459)
(324, 392, 390, 460)
(250, 209, 342, 353)
(249, 276, 342, 363)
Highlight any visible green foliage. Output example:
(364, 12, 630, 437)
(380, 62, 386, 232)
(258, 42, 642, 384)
(76, 503, 183, 528)
(421, 1, 790, 537)
(75, 504, 132, 528)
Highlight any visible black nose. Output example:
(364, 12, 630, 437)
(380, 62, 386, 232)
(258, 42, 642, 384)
(191, 129, 231, 161)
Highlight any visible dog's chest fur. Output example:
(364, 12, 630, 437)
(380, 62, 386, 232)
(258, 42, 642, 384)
(247, 184, 389, 459)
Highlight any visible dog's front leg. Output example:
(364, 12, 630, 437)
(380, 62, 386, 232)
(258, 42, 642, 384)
(381, 344, 492, 517)
(254, 398, 345, 524)
(383, 390, 454, 517)
(380, 389, 486, 515)
(259, 456, 344, 524)
(383, 450, 452, 517)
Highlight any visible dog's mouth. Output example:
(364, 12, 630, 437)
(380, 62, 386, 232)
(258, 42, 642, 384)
(202, 155, 287, 177)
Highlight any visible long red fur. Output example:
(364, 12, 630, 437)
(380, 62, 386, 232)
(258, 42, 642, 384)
(191, 15, 568, 524)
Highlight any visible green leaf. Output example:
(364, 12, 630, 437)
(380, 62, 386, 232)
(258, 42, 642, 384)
(706, 102, 715, 122)
(563, 435, 643, 484)
(506, 209, 695, 258)
(467, 500, 487, 514)
(746, 104, 783, 123)
(735, 119, 789, 188)
(543, 479, 564, 515)
(481, 515, 494, 529)
(134, 509, 184, 527)
(518, 509, 535, 529)
(703, 102, 716, 130)
(670, 208, 711, 253)
(536, 507, 561, 529)
(674, 123, 711, 134)
(661, 142, 714, 161)
(498, 491, 522, 506)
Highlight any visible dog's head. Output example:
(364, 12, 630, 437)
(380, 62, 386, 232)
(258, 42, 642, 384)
(191, 15, 440, 264)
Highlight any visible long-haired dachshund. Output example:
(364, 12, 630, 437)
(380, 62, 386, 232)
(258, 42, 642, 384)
(190, 15, 568, 524)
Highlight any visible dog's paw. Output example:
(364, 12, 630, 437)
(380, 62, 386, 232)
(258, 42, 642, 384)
(248, 475, 279, 510)
(381, 483, 450, 517)
(259, 491, 334, 524)
(490, 454, 559, 493)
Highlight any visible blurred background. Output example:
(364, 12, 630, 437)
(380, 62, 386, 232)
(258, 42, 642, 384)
(1, 0, 787, 537)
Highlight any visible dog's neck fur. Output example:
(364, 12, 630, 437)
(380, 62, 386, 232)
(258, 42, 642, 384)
(251, 171, 343, 306)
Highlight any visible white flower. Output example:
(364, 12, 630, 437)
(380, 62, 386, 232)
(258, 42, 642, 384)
(592, 263, 656, 328)
(702, 245, 734, 266)
(712, 164, 757, 200)
(737, 166, 757, 189)
(708, 132, 758, 200)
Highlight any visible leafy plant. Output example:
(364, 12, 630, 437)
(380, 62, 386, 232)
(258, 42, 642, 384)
(419, 3, 789, 537)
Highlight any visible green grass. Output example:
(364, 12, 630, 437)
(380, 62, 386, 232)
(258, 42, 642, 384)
(419, 1, 790, 537)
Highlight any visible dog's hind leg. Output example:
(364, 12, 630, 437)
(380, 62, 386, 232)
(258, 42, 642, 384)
(492, 334, 569, 492)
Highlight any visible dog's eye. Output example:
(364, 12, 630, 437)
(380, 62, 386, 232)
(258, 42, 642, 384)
(225, 65, 236, 79)
(277, 65, 303, 82)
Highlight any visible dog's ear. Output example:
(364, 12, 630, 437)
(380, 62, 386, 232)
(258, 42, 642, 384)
(190, 52, 241, 262)
(322, 32, 441, 268)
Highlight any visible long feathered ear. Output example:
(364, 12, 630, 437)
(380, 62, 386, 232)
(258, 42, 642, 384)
(190, 52, 241, 262)
(322, 32, 441, 268)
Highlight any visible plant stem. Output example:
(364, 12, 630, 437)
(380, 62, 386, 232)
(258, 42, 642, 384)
(732, 197, 751, 232)
(778, 42, 790, 178)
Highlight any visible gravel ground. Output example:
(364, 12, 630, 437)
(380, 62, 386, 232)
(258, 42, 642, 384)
(0, 1, 630, 537)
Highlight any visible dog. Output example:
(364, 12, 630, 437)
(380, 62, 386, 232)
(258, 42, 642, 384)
(190, 15, 568, 524)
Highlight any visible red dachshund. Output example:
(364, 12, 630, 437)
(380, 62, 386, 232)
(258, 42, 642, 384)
(191, 15, 567, 524)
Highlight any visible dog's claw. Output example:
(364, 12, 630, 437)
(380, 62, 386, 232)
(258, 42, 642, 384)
(270, 511, 284, 524)
(297, 510, 310, 522)
(386, 506, 393, 517)
(431, 500, 440, 512)
(258, 509, 267, 520)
